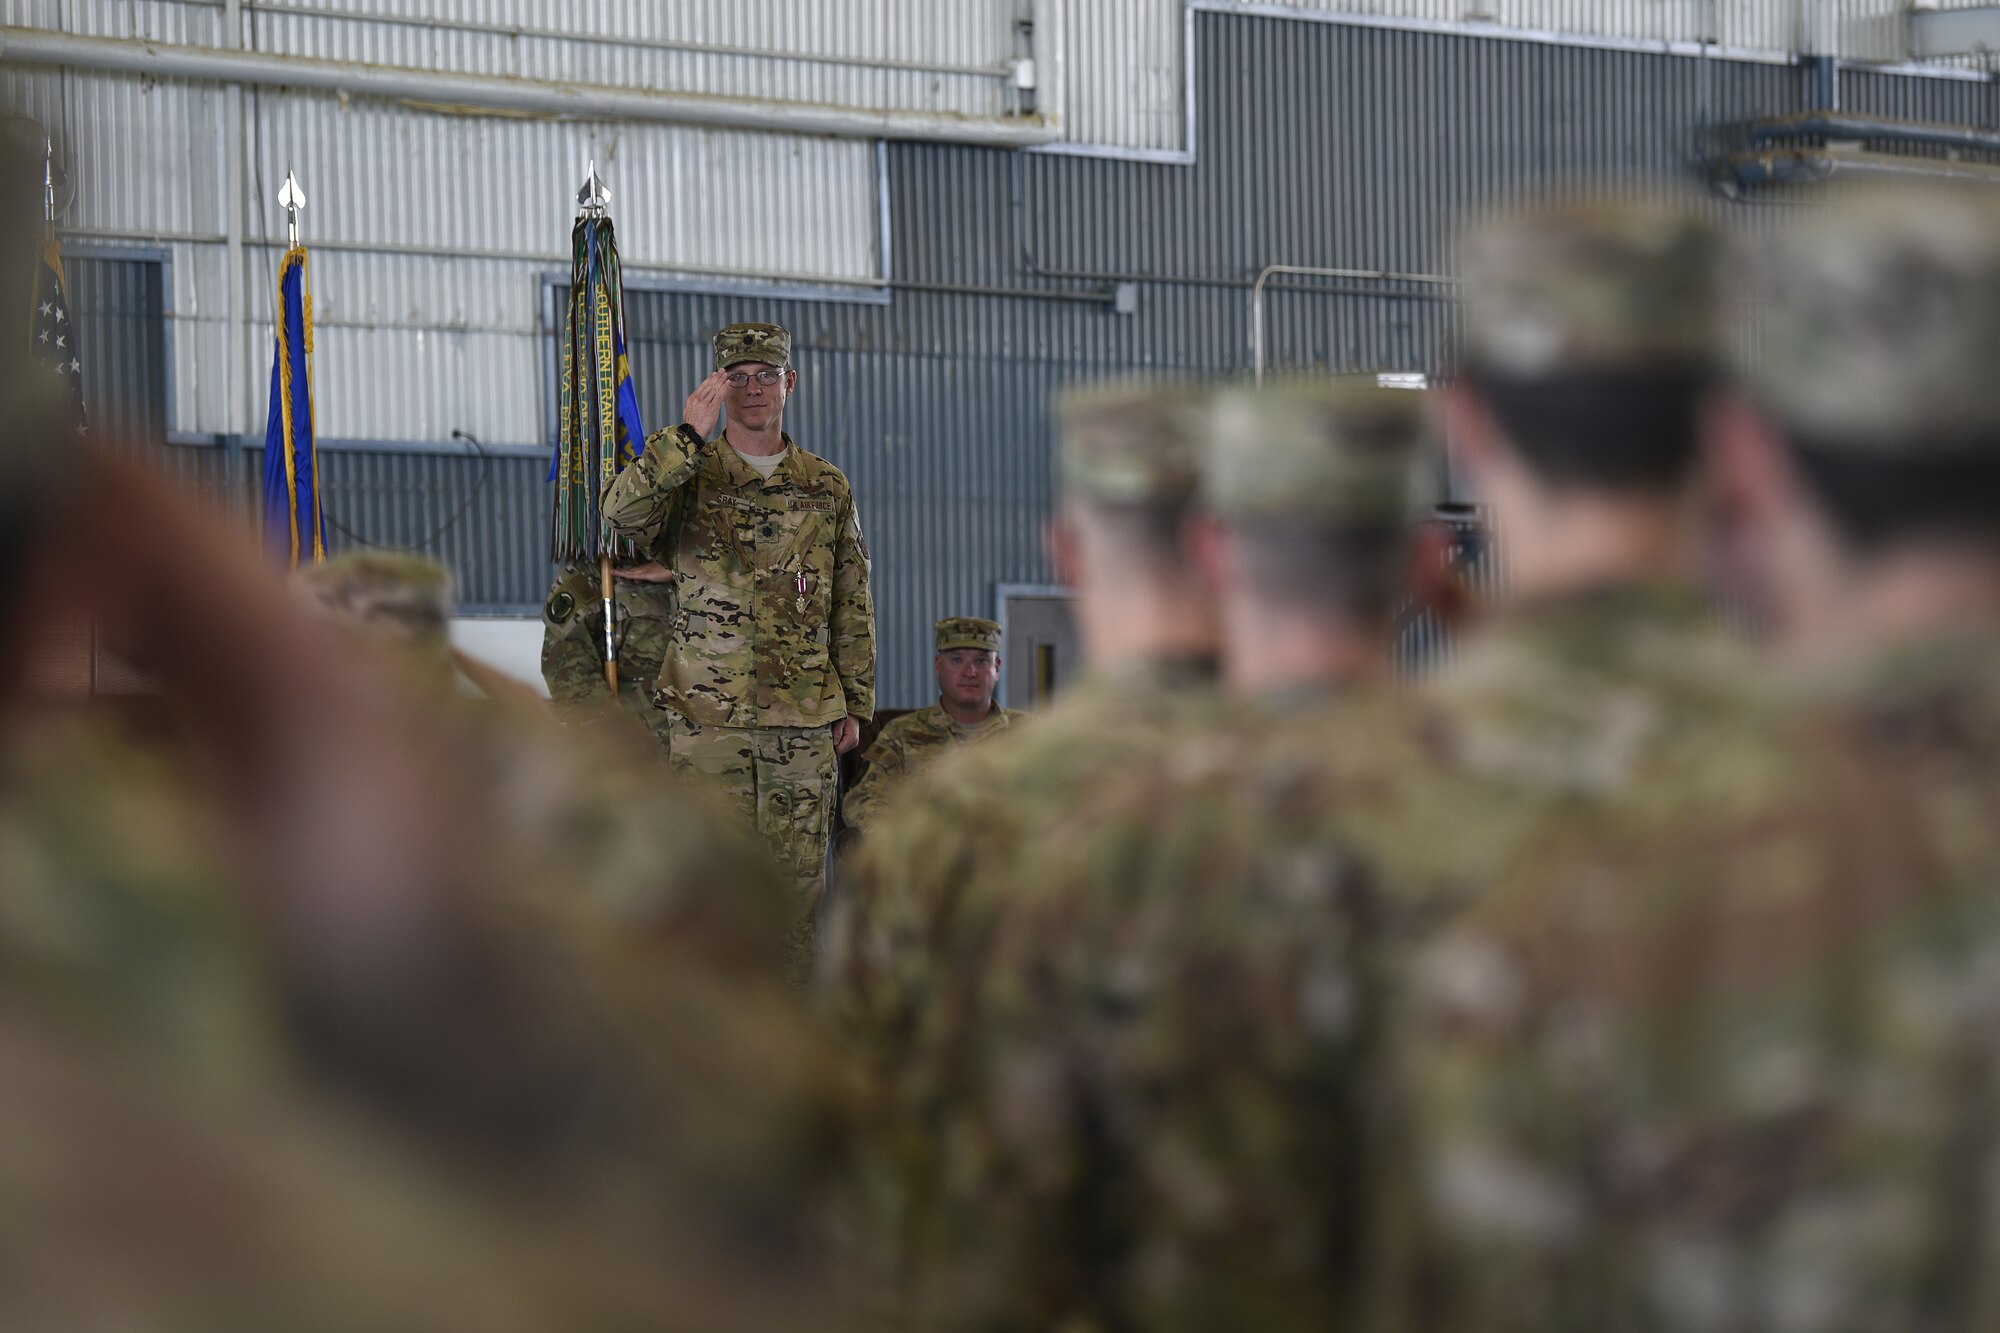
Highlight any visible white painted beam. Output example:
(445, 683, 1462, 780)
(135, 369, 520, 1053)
(0, 27, 1061, 147)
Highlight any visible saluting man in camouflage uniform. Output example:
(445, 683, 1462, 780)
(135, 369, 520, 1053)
(603, 322, 874, 956)
(840, 615, 1023, 831)
(539, 561, 676, 739)
(1386, 185, 2000, 1333)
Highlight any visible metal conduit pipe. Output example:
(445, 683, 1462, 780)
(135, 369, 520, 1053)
(176, 0, 1014, 80)
(1251, 263, 1459, 385)
(0, 27, 1063, 147)
(1007, 152, 1458, 309)
(1741, 111, 2000, 155)
(1723, 147, 2000, 188)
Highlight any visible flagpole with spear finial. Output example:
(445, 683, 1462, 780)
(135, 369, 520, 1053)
(579, 161, 617, 691)
(280, 165, 305, 249)
(550, 158, 639, 694)
(262, 166, 325, 567)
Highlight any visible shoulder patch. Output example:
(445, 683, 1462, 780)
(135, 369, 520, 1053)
(545, 589, 575, 624)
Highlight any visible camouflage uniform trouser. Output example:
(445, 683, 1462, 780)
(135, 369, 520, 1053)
(661, 714, 835, 964)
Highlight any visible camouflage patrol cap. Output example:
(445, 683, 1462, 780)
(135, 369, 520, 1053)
(295, 551, 452, 650)
(1459, 197, 1723, 379)
(935, 616, 1001, 654)
(1203, 376, 1433, 527)
(713, 322, 791, 370)
(1056, 378, 1208, 506)
(1731, 182, 2000, 451)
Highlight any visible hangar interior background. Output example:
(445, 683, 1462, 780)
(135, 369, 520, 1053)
(8, 0, 1998, 704)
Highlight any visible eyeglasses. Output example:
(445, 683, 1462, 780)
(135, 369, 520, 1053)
(725, 368, 786, 387)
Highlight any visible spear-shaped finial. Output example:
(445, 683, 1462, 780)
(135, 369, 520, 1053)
(43, 137, 55, 225)
(576, 159, 611, 216)
(279, 167, 306, 249)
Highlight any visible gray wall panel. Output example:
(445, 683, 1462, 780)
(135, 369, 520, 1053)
(66, 255, 168, 445)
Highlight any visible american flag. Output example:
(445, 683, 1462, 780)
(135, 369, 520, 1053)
(32, 236, 87, 438)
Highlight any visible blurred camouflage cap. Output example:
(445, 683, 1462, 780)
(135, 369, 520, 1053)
(713, 322, 791, 370)
(1731, 182, 2000, 451)
(1203, 376, 1433, 527)
(935, 616, 1001, 654)
(1459, 197, 1723, 378)
(1056, 378, 1208, 506)
(295, 551, 452, 650)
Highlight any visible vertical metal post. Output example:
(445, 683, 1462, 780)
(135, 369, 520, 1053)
(1031, 0, 1067, 135)
(1809, 0, 1840, 112)
(223, 0, 247, 451)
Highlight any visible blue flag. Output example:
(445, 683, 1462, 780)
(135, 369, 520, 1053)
(262, 247, 324, 567)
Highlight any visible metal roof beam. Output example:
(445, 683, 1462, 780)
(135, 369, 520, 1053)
(0, 26, 1062, 147)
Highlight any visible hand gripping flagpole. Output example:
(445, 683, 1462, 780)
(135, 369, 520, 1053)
(576, 161, 617, 690)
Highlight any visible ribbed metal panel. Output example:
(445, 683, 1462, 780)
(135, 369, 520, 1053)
(242, 90, 879, 274)
(315, 446, 550, 611)
(1840, 61, 2000, 123)
(1230, 0, 1793, 53)
(1060, 0, 1188, 154)
(17, 72, 883, 439)
(1210, 0, 1987, 63)
(1049, 2, 1990, 153)
(66, 255, 170, 444)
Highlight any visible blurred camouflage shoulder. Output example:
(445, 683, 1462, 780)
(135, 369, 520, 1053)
(833, 682, 1473, 1329)
(0, 707, 283, 1088)
(1423, 581, 1759, 801)
(831, 656, 1221, 1029)
(1380, 636, 1985, 1332)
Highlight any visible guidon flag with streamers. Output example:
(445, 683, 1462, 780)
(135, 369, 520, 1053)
(33, 231, 87, 437)
(262, 245, 325, 568)
(550, 213, 645, 564)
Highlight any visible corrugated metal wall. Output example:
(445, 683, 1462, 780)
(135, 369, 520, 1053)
(1058, 1, 1993, 156)
(5, 0, 899, 446)
(1209, 0, 1908, 58)
(64, 252, 169, 444)
(54, 8, 2000, 703)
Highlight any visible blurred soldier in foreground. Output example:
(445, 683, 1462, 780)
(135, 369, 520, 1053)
(540, 558, 676, 739)
(840, 615, 1023, 831)
(828, 380, 1220, 1328)
(893, 375, 1437, 1331)
(1435, 198, 1746, 799)
(300, 549, 798, 970)
(603, 321, 875, 968)
(0, 125, 853, 1321)
(1393, 185, 2000, 1331)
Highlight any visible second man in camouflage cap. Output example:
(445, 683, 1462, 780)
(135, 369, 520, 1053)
(840, 615, 1023, 832)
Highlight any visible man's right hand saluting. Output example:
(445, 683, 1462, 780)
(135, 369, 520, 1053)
(684, 371, 728, 439)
